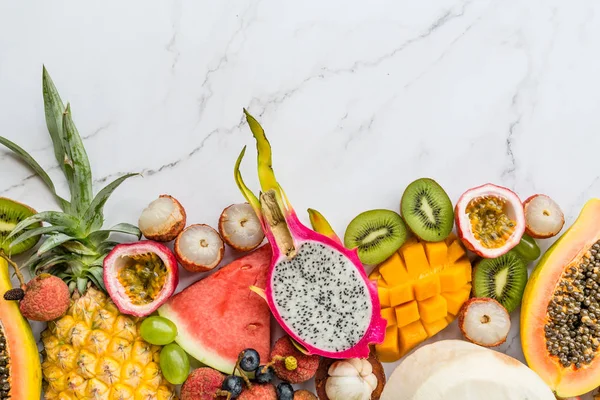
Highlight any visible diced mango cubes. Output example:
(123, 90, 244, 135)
(372, 237, 472, 362)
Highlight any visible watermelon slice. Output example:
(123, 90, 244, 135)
(159, 244, 271, 374)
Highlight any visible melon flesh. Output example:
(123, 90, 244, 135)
(159, 244, 271, 374)
(381, 340, 555, 400)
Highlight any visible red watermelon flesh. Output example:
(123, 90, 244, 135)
(159, 244, 272, 374)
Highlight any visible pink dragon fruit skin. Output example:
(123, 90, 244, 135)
(234, 109, 386, 359)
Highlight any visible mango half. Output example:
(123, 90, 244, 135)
(370, 236, 472, 361)
(522, 198, 600, 397)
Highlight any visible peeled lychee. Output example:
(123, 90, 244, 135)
(175, 224, 224, 272)
(523, 194, 564, 239)
(219, 203, 265, 251)
(238, 384, 277, 399)
(19, 274, 70, 321)
(294, 390, 318, 400)
(139, 195, 186, 242)
(271, 336, 320, 383)
(181, 367, 225, 400)
(458, 297, 511, 347)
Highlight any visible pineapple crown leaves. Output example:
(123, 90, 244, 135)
(0, 66, 141, 288)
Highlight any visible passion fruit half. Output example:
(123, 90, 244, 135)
(455, 183, 525, 258)
(104, 241, 179, 317)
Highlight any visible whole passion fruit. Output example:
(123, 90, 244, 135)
(455, 183, 525, 258)
(104, 241, 179, 317)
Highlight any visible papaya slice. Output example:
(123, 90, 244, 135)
(521, 198, 600, 397)
(0, 257, 42, 399)
(372, 237, 472, 361)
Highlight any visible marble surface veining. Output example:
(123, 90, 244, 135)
(2, 0, 600, 398)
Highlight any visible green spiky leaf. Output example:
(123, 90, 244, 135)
(0, 136, 70, 211)
(82, 173, 139, 232)
(61, 241, 98, 256)
(37, 233, 76, 255)
(88, 223, 141, 244)
(8, 211, 80, 239)
(9, 225, 68, 249)
(62, 103, 93, 216)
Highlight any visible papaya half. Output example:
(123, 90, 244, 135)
(0, 257, 42, 399)
(522, 198, 600, 397)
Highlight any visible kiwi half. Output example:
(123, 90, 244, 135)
(0, 198, 40, 256)
(401, 178, 454, 242)
(344, 209, 407, 265)
(473, 251, 528, 313)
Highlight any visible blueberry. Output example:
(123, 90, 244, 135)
(239, 348, 260, 372)
(276, 382, 294, 400)
(254, 365, 275, 384)
(222, 375, 244, 398)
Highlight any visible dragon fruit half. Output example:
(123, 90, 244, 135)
(234, 110, 386, 359)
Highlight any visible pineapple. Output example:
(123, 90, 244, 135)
(42, 287, 175, 399)
(0, 67, 177, 399)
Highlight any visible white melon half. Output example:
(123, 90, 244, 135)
(381, 340, 555, 400)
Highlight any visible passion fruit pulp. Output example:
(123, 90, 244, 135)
(118, 252, 168, 306)
(104, 241, 179, 317)
(456, 184, 525, 258)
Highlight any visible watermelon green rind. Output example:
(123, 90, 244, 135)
(158, 244, 272, 374)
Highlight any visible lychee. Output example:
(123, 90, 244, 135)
(181, 367, 225, 400)
(238, 384, 277, 399)
(458, 297, 511, 347)
(270, 336, 320, 383)
(138, 194, 187, 242)
(19, 274, 70, 321)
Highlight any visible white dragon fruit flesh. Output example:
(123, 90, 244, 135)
(234, 110, 386, 358)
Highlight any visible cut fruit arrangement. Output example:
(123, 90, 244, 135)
(0, 66, 597, 399)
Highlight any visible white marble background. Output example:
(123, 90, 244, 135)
(1, 0, 600, 398)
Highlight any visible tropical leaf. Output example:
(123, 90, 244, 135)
(97, 241, 118, 254)
(62, 103, 93, 216)
(37, 233, 76, 255)
(33, 254, 70, 273)
(88, 223, 141, 244)
(76, 277, 87, 294)
(42, 67, 68, 170)
(86, 266, 105, 290)
(61, 241, 98, 256)
(9, 225, 68, 248)
(24, 248, 64, 274)
(8, 211, 80, 239)
(0, 136, 70, 211)
(82, 173, 139, 232)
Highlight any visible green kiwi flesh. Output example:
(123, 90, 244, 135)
(473, 251, 528, 313)
(344, 209, 408, 265)
(0, 198, 40, 256)
(401, 178, 454, 242)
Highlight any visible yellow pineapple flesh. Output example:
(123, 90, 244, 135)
(41, 286, 177, 400)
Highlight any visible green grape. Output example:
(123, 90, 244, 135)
(160, 343, 190, 385)
(140, 316, 177, 345)
(512, 233, 541, 262)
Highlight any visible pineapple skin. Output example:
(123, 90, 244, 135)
(41, 286, 178, 400)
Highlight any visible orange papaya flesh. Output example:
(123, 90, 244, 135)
(521, 198, 600, 397)
(0, 258, 42, 399)
(370, 236, 472, 362)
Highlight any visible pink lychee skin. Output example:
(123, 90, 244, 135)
(103, 240, 179, 317)
(238, 384, 277, 399)
(261, 207, 387, 359)
(181, 368, 225, 400)
(270, 336, 320, 383)
(19, 274, 70, 321)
